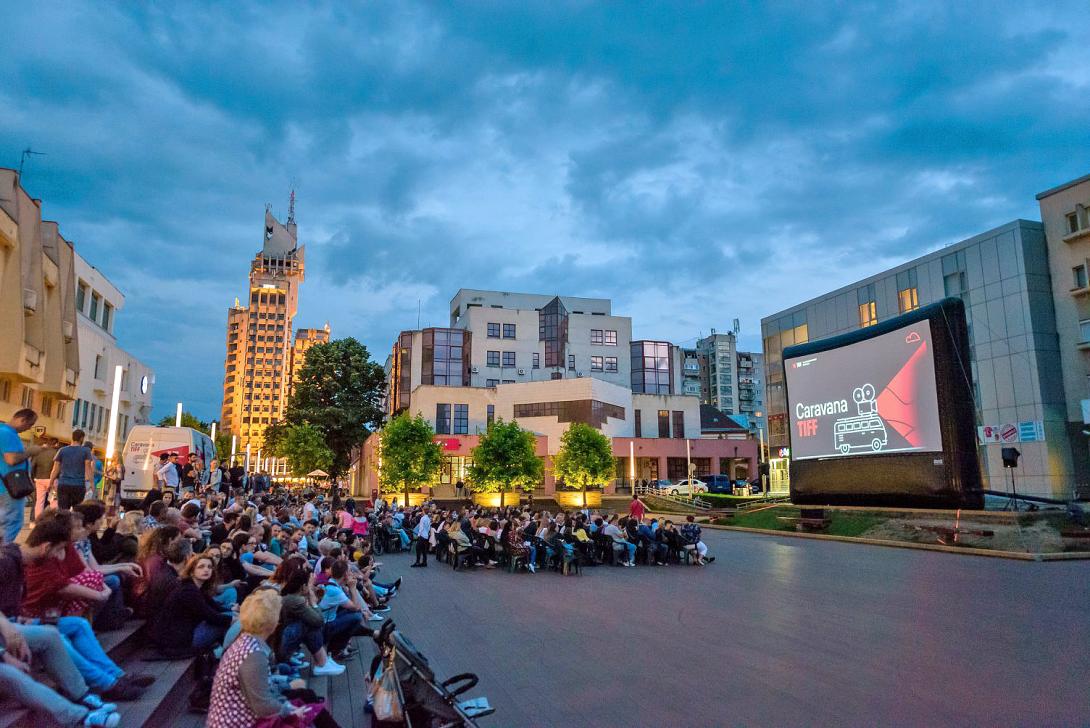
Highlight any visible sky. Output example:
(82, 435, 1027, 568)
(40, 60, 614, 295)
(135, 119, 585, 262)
(2, 2, 1088, 422)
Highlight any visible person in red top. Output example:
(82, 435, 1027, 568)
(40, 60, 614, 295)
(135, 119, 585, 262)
(629, 495, 646, 522)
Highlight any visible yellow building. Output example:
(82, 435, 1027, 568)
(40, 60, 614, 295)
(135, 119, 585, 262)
(289, 324, 331, 400)
(0, 169, 80, 439)
(220, 206, 305, 453)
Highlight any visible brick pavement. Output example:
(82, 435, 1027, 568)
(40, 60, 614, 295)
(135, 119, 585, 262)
(377, 529, 1090, 727)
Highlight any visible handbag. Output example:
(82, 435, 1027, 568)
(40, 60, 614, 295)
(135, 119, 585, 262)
(369, 656, 404, 723)
(2, 466, 33, 500)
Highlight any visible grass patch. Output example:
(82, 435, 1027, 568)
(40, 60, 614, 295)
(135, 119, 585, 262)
(715, 505, 885, 538)
(700, 493, 766, 506)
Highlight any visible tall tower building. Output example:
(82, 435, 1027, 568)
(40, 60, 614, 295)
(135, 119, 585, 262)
(289, 323, 331, 400)
(221, 204, 305, 451)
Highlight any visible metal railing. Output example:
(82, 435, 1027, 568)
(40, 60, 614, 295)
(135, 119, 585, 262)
(635, 483, 712, 510)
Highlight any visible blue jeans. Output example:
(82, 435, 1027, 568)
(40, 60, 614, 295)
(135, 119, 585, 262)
(280, 621, 324, 661)
(615, 541, 636, 562)
(215, 586, 238, 608)
(397, 530, 410, 548)
(193, 621, 228, 651)
(0, 486, 24, 544)
(56, 616, 123, 691)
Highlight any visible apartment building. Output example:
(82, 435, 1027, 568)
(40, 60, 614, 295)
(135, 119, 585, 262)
(1037, 173, 1090, 490)
(358, 288, 757, 498)
(0, 169, 80, 440)
(221, 206, 306, 451)
(762, 219, 1073, 499)
(70, 251, 154, 448)
(288, 324, 330, 399)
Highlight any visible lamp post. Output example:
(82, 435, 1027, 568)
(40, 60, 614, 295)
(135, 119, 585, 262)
(629, 440, 636, 495)
(175, 402, 182, 427)
(245, 443, 251, 472)
(104, 365, 124, 510)
(210, 421, 217, 442)
(230, 435, 237, 467)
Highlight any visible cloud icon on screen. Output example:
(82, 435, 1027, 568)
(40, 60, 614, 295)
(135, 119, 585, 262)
(905, 331, 921, 344)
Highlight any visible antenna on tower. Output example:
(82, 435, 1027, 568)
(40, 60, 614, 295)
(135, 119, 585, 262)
(18, 148, 46, 177)
(732, 318, 741, 335)
(417, 299, 422, 329)
(287, 188, 296, 224)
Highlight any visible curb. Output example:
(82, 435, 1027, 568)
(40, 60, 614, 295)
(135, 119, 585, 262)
(697, 523, 1090, 561)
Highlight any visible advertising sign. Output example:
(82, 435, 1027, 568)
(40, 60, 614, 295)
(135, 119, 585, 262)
(785, 320, 942, 461)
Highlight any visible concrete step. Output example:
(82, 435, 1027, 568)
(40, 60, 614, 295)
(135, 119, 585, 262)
(113, 648, 195, 727)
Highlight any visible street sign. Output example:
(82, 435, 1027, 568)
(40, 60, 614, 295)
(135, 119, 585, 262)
(999, 423, 1018, 443)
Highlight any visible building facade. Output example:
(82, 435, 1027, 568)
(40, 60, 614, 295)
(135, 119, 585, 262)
(358, 288, 757, 498)
(70, 251, 154, 449)
(288, 324, 330, 400)
(680, 332, 766, 439)
(221, 207, 306, 451)
(0, 169, 80, 440)
(762, 219, 1074, 499)
(1037, 173, 1090, 491)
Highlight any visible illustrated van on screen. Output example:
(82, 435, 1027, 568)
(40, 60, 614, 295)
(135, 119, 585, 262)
(785, 320, 942, 461)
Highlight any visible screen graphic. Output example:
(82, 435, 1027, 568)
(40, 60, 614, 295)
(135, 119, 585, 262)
(785, 320, 941, 460)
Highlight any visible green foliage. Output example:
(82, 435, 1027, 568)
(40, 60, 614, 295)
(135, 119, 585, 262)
(213, 433, 232, 463)
(280, 423, 334, 477)
(284, 338, 386, 478)
(378, 413, 442, 500)
(157, 411, 208, 430)
(261, 420, 290, 457)
(552, 423, 613, 504)
(469, 419, 543, 495)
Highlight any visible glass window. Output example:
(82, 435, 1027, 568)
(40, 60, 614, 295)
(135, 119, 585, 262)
(944, 271, 966, 297)
(453, 404, 468, 434)
(436, 404, 451, 434)
(568, 354, 575, 370)
(858, 300, 877, 328)
(486, 405, 495, 425)
(672, 411, 685, 439)
(486, 379, 499, 387)
(487, 351, 500, 367)
(591, 329, 603, 345)
(657, 410, 670, 438)
(591, 356, 603, 371)
(898, 286, 919, 313)
(76, 282, 87, 313)
(487, 323, 500, 338)
(101, 303, 112, 331)
(605, 356, 618, 372)
(502, 351, 516, 367)
(1075, 265, 1088, 290)
(94, 355, 104, 379)
(1068, 213, 1080, 234)
(502, 379, 516, 384)
(532, 352, 540, 368)
(89, 293, 100, 322)
(634, 409, 642, 437)
(502, 323, 516, 339)
(605, 330, 617, 346)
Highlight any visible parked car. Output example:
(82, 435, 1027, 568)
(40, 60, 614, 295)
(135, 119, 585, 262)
(703, 474, 735, 494)
(656, 478, 708, 497)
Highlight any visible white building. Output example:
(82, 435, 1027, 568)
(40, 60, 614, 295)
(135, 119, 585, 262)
(71, 252, 154, 448)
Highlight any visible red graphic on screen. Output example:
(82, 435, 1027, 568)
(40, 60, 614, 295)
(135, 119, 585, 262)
(876, 340, 929, 447)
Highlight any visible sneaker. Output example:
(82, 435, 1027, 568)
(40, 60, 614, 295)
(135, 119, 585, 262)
(312, 660, 346, 676)
(83, 708, 120, 728)
(80, 694, 117, 712)
(527, 563, 536, 573)
(289, 656, 310, 669)
(102, 679, 144, 701)
(705, 556, 716, 563)
(123, 674, 156, 688)
(367, 613, 385, 622)
(373, 606, 391, 613)
(393, 577, 402, 590)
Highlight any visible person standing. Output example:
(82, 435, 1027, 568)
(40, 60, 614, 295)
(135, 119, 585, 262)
(0, 409, 37, 543)
(208, 459, 222, 493)
(50, 430, 95, 511)
(156, 452, 181, 496)
(31, 437, 59, 522)
(181, 453, 199, 490)
(629, 494, 646, 522)
(411, 509, 432, 568)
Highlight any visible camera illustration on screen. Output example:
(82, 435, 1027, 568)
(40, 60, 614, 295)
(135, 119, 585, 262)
(832, 383, 888, 454)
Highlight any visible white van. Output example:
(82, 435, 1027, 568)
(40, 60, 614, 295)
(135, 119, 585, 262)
(119, 425, 216, 501)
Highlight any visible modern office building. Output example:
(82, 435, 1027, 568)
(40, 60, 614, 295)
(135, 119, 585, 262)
(70, 251, 154, 449)
(0, 169, 80, 441)
(288, 324, 330, 399)
(1037, 173, 1090, 491)
(221, 204, 306, 451)
(355, 288, 758, 498)
(762, 219, 1075, 499)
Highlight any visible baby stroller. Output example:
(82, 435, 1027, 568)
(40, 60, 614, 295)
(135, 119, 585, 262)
(369, 621, 494, 727)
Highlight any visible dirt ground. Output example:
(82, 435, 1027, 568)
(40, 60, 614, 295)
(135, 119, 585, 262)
(861, 514, 1069, 553)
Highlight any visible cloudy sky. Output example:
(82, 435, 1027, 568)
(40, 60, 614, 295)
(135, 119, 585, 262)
(2, 2, 1087, 422)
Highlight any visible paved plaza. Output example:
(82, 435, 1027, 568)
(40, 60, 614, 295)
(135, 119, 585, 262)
(379, 530, 1090, 727)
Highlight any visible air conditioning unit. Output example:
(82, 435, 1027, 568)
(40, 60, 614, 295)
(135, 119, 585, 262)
(518, 368, 525, 375)
(22, 288, 37, 313)
(62, 321, 74, 342)
(471, 366, 479, 373)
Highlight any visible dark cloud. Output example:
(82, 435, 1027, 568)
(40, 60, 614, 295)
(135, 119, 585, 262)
(1, 0, 1087, 419)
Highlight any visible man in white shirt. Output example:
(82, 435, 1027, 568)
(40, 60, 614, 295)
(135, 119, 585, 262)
(411, 510, 432, 568)
(155, 452, 180, 494)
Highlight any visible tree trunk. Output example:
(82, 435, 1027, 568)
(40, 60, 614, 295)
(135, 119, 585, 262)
(404, 481, 410, 507)
(582, 481, 587, 508)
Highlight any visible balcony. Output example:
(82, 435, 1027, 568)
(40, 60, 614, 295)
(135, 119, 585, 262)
(1063, 227, 1090, 244)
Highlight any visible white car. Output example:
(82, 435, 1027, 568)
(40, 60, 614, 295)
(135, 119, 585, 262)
(657, 478, 708, 497)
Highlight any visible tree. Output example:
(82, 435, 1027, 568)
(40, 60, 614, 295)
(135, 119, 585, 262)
(261, 420, 290, 458)
(286, 338, 386, 477)
(378, 413, 442, 505)
(468, 420, 543, 506)
(280, 423, 334, 477)
(157, 411, 208, 431)
(552, 422, 614, 507)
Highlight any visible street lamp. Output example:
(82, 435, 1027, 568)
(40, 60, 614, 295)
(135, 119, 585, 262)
(175, 402, 183, 427)
(104, 365, 124, 509)
(230, 435, 237, 467)
(245, 443, 251, 472)
(210, 421, 217, 442)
